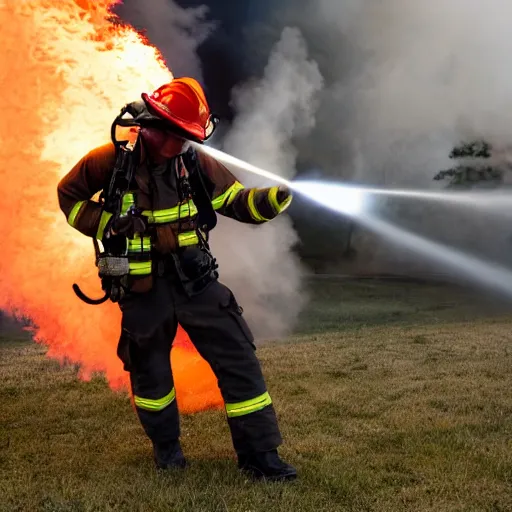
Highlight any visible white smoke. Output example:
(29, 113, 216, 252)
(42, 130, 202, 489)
(211, 27, 324, 337)
(320, 0, 512, 186)
(260, 0, 512, 274)
(116, 0, 512, 283)
(223, 27, 323, 182)
(114, 0, 213, 79)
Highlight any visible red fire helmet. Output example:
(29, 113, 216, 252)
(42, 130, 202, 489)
(141, 77, 217, 143)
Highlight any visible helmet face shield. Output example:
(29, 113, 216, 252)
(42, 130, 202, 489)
(204, 114, 219, 141)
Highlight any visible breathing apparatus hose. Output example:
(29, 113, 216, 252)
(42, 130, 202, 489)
(72, 284, 110, 305)
(72, 107, 141, 305)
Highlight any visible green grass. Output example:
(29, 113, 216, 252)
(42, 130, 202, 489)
(1, 280, 512, 511)
(297, 278, 508, 334)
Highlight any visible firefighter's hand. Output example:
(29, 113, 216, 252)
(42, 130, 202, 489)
(276, 186, 292, 205)
(110, 215, 147, 239)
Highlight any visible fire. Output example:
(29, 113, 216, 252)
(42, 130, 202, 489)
(1, 0, 223, 413)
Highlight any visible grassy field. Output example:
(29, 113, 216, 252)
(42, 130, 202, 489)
(1, 279, 512, 512)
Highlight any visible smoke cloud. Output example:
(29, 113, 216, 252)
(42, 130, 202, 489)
(115, 0, 512, 279)
(114, 0, 213, 79)
(245, 0, 512, 274)
(324, 0, 512, 271)
(312, 0, 512, 183)
(212, 27, 324, 337)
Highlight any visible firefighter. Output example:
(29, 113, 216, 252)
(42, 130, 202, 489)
(57, 78, 297, 481)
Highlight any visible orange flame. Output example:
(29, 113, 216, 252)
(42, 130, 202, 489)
(1, 0, 223, 413)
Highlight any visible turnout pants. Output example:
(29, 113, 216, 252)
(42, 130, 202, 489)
(117, 276, 283, 455)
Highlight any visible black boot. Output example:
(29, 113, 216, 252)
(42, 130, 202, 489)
(153, 440, 187, 470)
(238, 449, 297, 481)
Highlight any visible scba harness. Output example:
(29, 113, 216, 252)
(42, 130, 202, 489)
(72, 102, 219, 305)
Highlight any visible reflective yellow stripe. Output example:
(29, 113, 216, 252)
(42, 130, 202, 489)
(247, 189, 269, 222)
(268, 187, 280, 213)
(212, 181, 245, 211)
(67, 201, 86, 227)
(142, 201, 198, 224)
(121, 193, 135, 215)
(134, 388, 176, 412)
(225, 392, 272, 418)
(127, 236, 151, 252)
(178, 231, 199, 247)
(268, 186, 292, 214)
(279, 195, 292, 211)
(96, 211, 113, 240)
(129, 261, 152, 276)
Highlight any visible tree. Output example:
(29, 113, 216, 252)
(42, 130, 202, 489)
(434, 140, 503, 188)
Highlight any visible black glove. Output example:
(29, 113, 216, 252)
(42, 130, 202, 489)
(110, 215, 147, 239)
(276, 186, 292, 204)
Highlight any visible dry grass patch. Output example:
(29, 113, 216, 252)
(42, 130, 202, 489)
(1, 281, 512, 511)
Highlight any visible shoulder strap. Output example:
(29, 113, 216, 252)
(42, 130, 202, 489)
(102, 113, 142, 214)
(181, 148, 217, 231)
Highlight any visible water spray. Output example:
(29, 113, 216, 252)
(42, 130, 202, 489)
(195, 144, 362, 215)
(196, 144, 293, 187)
(196, 144, 512, 216)
(196, 143, 512, 299)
